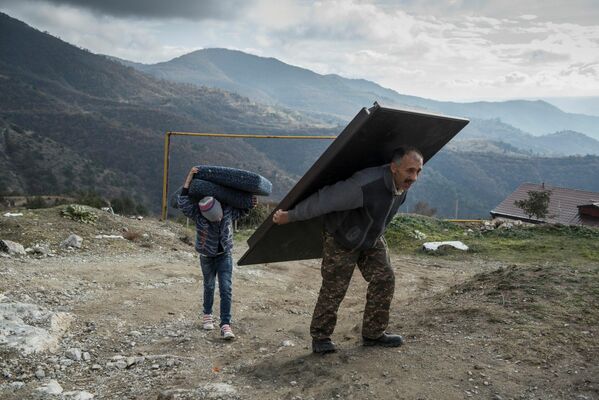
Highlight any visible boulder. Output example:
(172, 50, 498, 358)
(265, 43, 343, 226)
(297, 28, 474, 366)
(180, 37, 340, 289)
(61, 234, 83, 249)
(0, 240, 26, 256)
(423, 241, 469, 252)
(0, 301, 73, 355)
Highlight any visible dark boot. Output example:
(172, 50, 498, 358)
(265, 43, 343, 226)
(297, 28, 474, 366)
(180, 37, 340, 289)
(363, 333, 404, 347)
(312, 338, 337, 354)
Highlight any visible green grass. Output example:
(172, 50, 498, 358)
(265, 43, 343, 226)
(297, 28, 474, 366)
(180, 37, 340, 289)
(386, 215, 599, 265)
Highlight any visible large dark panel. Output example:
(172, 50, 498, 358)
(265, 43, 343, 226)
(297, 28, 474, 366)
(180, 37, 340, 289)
(238, 104, 469, 265)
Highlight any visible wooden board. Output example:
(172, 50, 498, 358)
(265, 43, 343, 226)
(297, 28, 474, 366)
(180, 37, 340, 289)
(238, 104, 469, 265)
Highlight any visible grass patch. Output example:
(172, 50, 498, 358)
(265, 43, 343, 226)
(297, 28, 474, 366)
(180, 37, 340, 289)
(386, 215, 599, 265)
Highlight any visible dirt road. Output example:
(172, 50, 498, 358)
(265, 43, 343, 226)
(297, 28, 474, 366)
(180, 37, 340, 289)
(1, 211, 596, 399)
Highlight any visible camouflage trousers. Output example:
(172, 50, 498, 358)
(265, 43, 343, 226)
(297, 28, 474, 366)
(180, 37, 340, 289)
(310, 231, 395, 340)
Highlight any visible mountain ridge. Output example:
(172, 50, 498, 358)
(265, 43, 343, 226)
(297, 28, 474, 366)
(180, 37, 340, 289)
(2, 12, 599, 218)
(119, 47, 599, 140)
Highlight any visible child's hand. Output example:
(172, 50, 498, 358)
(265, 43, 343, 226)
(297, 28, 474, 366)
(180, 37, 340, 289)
(184, 166, 199, 188)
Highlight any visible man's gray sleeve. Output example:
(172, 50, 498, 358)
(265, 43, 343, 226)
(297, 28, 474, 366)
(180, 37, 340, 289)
(287, 177, 363, 222)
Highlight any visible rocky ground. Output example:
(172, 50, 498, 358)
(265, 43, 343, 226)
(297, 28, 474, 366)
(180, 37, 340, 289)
(0, 206, 597, 399)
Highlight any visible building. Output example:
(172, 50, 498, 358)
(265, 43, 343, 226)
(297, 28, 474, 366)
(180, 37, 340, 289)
(490, 183, 599, 227)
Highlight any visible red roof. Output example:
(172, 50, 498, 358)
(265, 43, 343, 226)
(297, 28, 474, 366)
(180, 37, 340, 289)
(490, 183, 599, 226)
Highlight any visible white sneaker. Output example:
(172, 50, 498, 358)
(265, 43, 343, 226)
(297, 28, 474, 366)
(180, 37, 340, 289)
(221, 324, 235, 340)
(202, 314, 215, 330)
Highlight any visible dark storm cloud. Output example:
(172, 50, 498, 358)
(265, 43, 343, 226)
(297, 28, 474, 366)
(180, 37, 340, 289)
(0, 0, 250, 20)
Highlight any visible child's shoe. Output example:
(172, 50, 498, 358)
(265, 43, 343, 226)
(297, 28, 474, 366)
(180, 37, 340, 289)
(221, 324, 235, 340)
(202, 314, 215, 330)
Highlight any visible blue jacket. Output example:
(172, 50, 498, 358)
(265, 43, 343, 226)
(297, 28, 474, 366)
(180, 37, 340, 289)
(178, 190, 249, 257)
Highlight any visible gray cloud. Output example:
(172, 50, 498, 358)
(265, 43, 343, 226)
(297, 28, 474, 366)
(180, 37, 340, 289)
(0, 0, 249, 20)
(518, 49, 570, 64)
(386, 0, 599, 25)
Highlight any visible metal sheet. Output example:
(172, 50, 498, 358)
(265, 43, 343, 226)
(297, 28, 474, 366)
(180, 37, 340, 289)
(238, 104, 469, 265)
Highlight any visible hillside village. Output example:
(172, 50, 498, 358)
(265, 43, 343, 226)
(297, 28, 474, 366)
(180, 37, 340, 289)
(1, 205, 598, 399)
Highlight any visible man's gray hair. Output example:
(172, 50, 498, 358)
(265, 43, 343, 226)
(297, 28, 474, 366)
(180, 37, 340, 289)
(391, 146, 423, 164)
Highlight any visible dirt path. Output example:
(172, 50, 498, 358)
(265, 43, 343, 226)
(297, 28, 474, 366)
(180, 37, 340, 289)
(1, 239, 596, 399)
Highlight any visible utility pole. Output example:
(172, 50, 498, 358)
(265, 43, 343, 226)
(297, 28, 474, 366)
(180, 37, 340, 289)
(455, 198, 459, 219)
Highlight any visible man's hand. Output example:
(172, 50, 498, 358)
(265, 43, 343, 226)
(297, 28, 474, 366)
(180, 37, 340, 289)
(184, 166, 199, 188)
(272, 209, 290, 225)
(251, 195, 258, 209)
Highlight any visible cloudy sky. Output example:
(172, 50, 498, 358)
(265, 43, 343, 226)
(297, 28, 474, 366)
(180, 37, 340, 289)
(1, 0, 598, 101)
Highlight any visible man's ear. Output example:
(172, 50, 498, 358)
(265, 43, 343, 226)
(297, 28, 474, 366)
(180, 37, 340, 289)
(390, 161, 399, 174)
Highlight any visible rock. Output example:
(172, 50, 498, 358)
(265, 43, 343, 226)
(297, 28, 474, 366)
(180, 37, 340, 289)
(0, 301, 73, 355)
(35, 367, 46, 379)
(90, 364, 102, 370)
(61, 359, 75, 367)
(32, 245, 50, 256)
(83, 352, 91, 361)
(281, 340, 295, 347)
(3, 212, 23, 217)
(94, 235, 124, 240)
(204, 383, 236, 398)
(0, 240, 26, 256)
(498, 222, 514, 230)
(410, 230, 427, 240)
(64, 391, 95, 399)
(422, 241, 469, 252)
(9, 381, 25, 390)
(37, 379, 63, 395)
(66, 348, 82, 361)
(61, 234, 83, 249)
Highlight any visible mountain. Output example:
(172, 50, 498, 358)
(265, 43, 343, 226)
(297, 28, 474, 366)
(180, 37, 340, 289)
(121, 48, 599, 140)
(543, 96, 599, 117)
(3, 12, 599, 219)
(0, 12, 335, 209)
(454, 119, 599, 156)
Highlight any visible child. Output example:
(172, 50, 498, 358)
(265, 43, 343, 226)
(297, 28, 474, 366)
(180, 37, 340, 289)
(178, 166, 255, 340)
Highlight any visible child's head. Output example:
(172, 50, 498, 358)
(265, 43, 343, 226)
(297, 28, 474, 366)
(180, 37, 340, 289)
(198, 196, 223, 222)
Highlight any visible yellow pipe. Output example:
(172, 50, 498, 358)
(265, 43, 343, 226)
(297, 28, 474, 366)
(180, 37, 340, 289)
(444, 219, 484, 223)
(161, 132, 171, 221)
(161, 131, 336, 221)
(168, 132, 337, 139)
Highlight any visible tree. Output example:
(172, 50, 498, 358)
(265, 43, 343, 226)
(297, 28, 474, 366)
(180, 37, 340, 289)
(514, 190, 552, 220)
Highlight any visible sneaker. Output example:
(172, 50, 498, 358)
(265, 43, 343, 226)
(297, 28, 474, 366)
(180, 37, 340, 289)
(362, 333, 404, 347)
(221, 324, 235, 340)
(312, 338, 337, 354)
(202, 314, 215, 330)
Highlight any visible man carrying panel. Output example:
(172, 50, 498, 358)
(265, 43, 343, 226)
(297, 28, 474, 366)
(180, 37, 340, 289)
(272, 147, 423, 354)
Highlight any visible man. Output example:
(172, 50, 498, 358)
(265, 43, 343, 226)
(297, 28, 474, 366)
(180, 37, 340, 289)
(272, 147, 423, 353)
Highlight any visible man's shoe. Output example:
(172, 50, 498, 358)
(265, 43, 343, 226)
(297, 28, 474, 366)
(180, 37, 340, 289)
(312, 338, 337, 354)
(221, 324, 235, 340)
(363, 333, 404, 347)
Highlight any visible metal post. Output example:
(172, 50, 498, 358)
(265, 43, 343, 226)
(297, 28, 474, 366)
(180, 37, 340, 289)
(161, 132, 171, 221)
(160, 132, 336, 221)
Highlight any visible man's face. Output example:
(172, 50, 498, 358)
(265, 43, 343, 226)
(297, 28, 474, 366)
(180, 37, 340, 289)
(390, 152, 423, 191)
